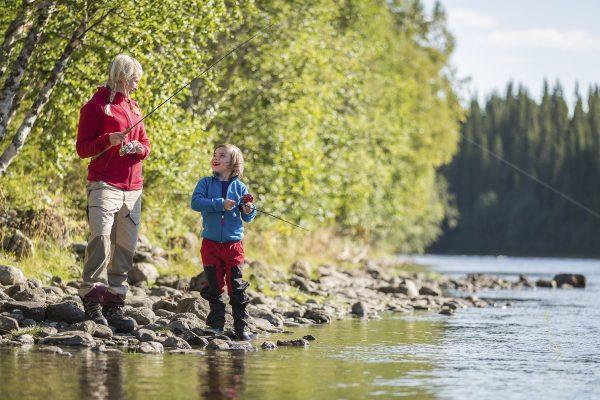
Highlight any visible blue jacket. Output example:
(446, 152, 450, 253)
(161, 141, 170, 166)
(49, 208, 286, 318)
(190, 175, 256, 243)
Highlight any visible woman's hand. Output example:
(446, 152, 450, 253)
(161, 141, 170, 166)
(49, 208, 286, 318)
(129, 140, 145, 154)
(109, 132, 127, 146)
(242, 202, 254, 214)
(224, 199, 236, 211)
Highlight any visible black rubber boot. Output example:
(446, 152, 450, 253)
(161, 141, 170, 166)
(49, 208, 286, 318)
(229, 264, 252, 341)
(234, 329, 256, 341)
(200, 265, 226, 332)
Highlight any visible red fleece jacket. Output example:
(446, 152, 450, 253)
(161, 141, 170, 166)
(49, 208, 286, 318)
(76, 86, 151, 190)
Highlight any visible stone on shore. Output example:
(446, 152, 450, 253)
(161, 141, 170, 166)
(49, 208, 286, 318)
(261, 341, 277, 350)
(139, 341, 164, 354)
(553, 274, 586, 288)
(535, 279, 557, 288)
(128, 263, 159, 284)
(2, 301, 46, 321)
(46, 301, 85, 324)
(1, 230, 34, 260)
(351, 301, 369, 317)
(0, 265, 26, 285)
(276, 338, 309, 347)
(39, 331, 95, 347)
(0, 315, 19, 333)
(206, 339, 230, 350)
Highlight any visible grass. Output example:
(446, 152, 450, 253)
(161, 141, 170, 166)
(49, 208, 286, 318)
(9, 326, 46, 339)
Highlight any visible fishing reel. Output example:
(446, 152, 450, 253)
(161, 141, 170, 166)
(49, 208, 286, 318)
(239, 194, 254, 211)
(119, 142, 136, 156)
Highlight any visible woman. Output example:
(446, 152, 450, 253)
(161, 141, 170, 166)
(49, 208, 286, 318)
(75, 54, 150, 333)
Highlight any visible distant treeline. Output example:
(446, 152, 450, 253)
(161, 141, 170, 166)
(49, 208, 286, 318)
(431, 82, 600, 257)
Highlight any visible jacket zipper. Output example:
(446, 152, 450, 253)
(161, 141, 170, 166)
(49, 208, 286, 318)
(117, 103, 134, 189)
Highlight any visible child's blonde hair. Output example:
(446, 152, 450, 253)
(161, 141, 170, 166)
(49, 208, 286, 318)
(104, 54, 143, 116)
(215, 143, 244, 179)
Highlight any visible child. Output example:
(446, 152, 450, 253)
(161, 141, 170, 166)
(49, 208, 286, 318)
(190, 143, 257, 340)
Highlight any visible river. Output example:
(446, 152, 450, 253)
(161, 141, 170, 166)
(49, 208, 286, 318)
(0, 255, 598, 399)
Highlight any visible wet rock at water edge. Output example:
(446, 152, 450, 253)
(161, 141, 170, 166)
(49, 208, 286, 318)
(0, 265, 26, 285)
(16, 334, 35, 344)
(138, 341, 164, 354)
(135, 328, 158, 342)
(125, 307, 156, 325)
(0, 315, 19, 333)
(228, 341, 255, 352)
(39, 331, 95, 347)
(439, 307, 455, 316)
(163, 336, 192, 350)
(261, 341, 277, 350)
(351, 301, 369, 317)
(535, 279, 557, 288)
(206, 338, 230, 350)
(180, 330, 209, 347)
(302, 309, 331, 324)
(302, 334, 316, 341)
(46, 301, 85, 324)
(1, 301, 46, 321)
(553, 274, 586, 288)
(276, 338, 309, 347)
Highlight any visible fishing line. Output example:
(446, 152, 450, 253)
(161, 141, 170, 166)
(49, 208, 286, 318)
(461, 133, 600, 220)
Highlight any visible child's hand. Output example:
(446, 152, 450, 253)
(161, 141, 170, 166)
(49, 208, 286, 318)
(242, 202, 253, 214)
(224, 199, 236, 211)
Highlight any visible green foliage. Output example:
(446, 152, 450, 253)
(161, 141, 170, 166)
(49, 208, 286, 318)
(434, 81, 600, 256)
(1, 0, 460, 255)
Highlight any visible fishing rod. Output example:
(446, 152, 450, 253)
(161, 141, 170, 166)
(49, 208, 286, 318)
(239, 194, 310, 231)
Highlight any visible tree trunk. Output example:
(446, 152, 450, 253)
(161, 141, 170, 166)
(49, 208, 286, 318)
(0, 0, 35, 77)
(0, 1, 55, 140)
(0, 16, 87, 175)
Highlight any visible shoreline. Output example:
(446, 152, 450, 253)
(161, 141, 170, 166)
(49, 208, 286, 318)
(0, 247, 586, 354)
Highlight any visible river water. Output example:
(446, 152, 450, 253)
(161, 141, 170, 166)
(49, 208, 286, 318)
(0, 255, 598, 399)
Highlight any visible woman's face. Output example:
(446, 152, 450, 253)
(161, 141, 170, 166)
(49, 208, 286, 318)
(211, 147, 232, 176)
(121, 76, 140, 94)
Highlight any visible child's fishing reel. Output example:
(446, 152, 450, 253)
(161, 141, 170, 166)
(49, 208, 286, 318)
(119, 142, 136, 156)
(239, 194, 254, 211)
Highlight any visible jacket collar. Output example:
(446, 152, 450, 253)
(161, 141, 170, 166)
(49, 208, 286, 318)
(211, 173, 239, 182)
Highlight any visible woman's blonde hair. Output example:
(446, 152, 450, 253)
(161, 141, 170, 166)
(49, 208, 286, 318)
(104, 54, 143, 116)
(215, 143, 244, 179)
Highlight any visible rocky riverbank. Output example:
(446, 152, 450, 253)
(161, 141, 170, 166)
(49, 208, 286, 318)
(0, 240, 587, 356)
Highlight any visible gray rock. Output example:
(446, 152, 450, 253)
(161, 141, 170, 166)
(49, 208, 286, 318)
(39, 331, 95, 347)
(261, 341, 277, 350)
(70, 320, 97, 335)
(163, 336, 191, 349)
(93, 324, 114, 339)
(351, 301, 368, 317)
(166, 319, 190, 335)
(248, 308, 283, 328)
(399, 280, 420, 298)
(0, 315, 19, 333)
(2, 301, 45, 321)
(125, 296, 154, 309)
(206, 338, 230, 350)
(228, 341, 255, 352)
(152, 299, 178, 313)
(419, 284, 441, 296)
(0, 265, 25, 285)
(188, 272, 207, 292)
(180, 330, 209, 347)
(439, 307, 455, 315)
(139, 341, 164, 354)
(46, 301, 85, 324)
(175, 297, 209, 320)
(536, 279, 557, 288)
(1, 230, 34, 260)
(276, 338, 309, 347)
(135, 328, 158, 342)
(154, 309, 175, 318)
(39, 345, 65, 354)
(125, 307, 156, 325)
(70, 242, 87, 260)
(303, 309, 331, 324)
(290, 260, 312, 279)
(5, 283, 46, 302)
(17, 334, 34, 344)
(302, 334, 316, 341)
(553, 274, 586, 288)
(128, 263, 159, 284)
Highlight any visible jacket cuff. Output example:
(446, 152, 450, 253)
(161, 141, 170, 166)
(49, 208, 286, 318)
(213, 198, 225, 211)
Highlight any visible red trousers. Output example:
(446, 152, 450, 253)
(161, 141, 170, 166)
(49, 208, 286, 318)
(200, 239, 250, 331)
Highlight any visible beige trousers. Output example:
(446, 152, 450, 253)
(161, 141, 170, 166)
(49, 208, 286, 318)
(79, 181, 142, 298)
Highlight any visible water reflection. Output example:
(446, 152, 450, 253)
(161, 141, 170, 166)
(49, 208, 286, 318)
(200, 353, 246, 400)
(79, 351, 124, 400)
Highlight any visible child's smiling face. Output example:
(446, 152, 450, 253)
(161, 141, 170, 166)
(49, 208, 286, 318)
(211, 147, 233, 178)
